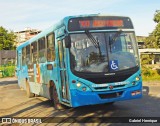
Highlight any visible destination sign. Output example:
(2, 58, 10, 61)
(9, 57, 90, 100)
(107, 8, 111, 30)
(68, 16, 133, 31)
(79, 20, 123, 28)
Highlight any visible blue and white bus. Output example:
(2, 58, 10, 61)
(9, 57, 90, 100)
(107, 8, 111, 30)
(16, 14, 142, 109)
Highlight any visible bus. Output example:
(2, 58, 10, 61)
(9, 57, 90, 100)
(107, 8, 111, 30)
(16, 14, 142, 109)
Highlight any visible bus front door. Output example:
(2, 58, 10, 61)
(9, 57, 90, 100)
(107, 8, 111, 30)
(58, 40, 70, 103)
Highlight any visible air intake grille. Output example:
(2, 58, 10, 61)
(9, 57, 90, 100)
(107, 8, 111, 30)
(99, 91, 123, 99)
(85, 73, 132, 84)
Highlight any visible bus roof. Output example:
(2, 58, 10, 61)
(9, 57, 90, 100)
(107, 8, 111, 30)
(17, 14, 131, 50)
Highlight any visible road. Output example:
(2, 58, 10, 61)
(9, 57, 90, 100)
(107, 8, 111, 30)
(0, 77, 160, 125)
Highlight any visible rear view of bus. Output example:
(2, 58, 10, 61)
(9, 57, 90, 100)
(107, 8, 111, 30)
(66, 15, 142, 107)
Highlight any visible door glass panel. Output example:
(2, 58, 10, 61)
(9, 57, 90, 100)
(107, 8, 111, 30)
(58, 40, 69, 100)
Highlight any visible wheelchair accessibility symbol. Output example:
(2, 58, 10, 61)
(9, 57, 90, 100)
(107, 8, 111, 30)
(109, 60, 119, 71)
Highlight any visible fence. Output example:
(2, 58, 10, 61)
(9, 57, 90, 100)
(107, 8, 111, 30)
(0, 64, 15, 78)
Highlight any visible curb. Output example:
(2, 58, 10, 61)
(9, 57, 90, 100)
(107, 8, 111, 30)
(0, 77, 17, 82)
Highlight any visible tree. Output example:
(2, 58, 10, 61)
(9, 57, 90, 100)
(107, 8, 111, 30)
(153, 10, 160, 48)
(145, 10, 160, 48)
(0, 26, 16, 50)
(154, 10, 160, 23)
(141, 11, 160, 80)
(145, 33, 156, 48)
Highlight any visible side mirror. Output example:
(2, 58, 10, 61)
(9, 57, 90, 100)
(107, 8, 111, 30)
(65, 35, 71, 48)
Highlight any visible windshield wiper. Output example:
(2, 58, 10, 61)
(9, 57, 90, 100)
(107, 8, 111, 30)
(85, 30, 102, 58)
(85, 30, 99, 48)
(109, 30, 123, 45)
(109, 30, 123, 52)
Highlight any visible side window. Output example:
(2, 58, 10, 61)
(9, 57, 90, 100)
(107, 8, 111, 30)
(22, 47, 26, 65)
(58, 41, 64, 68)
(31, 42, 38, 64)
(26, 45, 31, 65)
(38, 37, 46, 63)
(47, 33, 55, 61)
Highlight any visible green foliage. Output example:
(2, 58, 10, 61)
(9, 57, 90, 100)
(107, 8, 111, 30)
(142, 68, 160, 81)
(145, 34, 156, 48)
(154, 10, 160, 23)
(142, 10, 160, 81)
(0, 65, 15, 77)
(153, 10, 160, 48)
(141, 54, 155, 67)
(145, 10, 160, 48)
(0, 26, 16, 50)
(142, 68, 156, 76)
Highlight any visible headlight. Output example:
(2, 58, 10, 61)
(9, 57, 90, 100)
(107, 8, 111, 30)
(132, 76, 140, 86)
(75, 82, 91, 91)
(136, 76, 140, 81)
(76, 83, 81, 87)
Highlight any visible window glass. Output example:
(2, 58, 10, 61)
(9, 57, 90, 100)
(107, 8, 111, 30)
(70, 33, 108, 72)
(31, 42, 38, 64)
(108, 33, 138, 70)
(58, 41, 64, 68)
(22, 47, 26, 65)
(47, 34, 55, 61)
(70, 32, 139, 73)
(38, 37, 46, 63)
(26, 45, 31, 65)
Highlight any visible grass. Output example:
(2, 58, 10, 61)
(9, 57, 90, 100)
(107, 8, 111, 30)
(142, 65, 160, 81)
(142, 75, 160, 81)
(0, 65, 15, 77)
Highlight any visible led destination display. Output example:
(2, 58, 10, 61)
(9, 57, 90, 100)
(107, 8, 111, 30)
(68, 16, 133, 31)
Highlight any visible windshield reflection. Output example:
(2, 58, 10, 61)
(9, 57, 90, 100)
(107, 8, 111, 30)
(70, 32, 139, 73)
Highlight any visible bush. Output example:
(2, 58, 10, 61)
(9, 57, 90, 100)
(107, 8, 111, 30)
(142, 67, 160, 81)
(0, 65, 15, 77)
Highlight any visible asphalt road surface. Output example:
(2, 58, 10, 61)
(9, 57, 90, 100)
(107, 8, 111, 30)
(0, 77, 160, 125)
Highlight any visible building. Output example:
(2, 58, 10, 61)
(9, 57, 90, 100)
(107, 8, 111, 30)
(0, 28, 41, 65)
(136, 36, 160, 64)
(136, 36, 146, 42)
(0, 50, 16, 65)
(136, 36, 146, 49)
(139, 48, 160, 64)
(15, 28, 41, 46)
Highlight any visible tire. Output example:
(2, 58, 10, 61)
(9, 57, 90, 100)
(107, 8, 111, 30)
(26, 81, 34, 98)
(52, 84, 66, 110)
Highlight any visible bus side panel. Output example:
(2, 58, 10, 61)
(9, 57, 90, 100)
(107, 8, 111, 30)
(27, 62, 58, 99)
(17, 50, 25, 89)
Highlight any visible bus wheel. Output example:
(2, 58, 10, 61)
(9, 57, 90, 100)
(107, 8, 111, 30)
(26, 81, 34, 98)
(53, 84, 66, 110)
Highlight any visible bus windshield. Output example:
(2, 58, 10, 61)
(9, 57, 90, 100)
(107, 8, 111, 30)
(70, 32, 139, 73)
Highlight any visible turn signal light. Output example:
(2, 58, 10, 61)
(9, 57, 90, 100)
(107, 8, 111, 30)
(132, 81, 136, 85)
(72, 80, 76, 83)
(82, 87, 86, 91)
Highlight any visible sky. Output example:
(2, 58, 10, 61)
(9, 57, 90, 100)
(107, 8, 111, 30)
(0, 0, 160, 36)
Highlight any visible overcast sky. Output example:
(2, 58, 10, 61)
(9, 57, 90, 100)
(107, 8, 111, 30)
(0, 0, 160, 36)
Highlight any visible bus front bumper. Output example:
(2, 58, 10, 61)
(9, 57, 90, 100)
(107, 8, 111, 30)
(70, 82, 142, 107)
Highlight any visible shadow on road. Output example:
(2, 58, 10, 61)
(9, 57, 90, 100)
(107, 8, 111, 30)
(143, 86, 149, 95)
(0, 80, 18, 85)
(2, 94, 160, 125)
(2, 100, 53, 117)
(1, 84, 160, 125)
